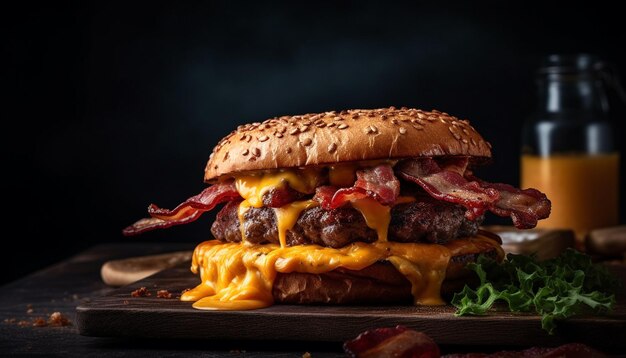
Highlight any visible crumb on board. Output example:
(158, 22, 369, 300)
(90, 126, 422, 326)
(302, 352, 312, 358)
(48, 312, 71, 327)
(157, 290, 173, 299)
(131, 287, 151, 297)
(32, 317, 47, 327)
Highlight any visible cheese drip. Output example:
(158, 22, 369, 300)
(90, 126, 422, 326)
(273, 200, 318, 247)
(181, 235, 501, 310)
(234, 168, 320, 244)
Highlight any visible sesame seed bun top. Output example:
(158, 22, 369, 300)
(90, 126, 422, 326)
(204, 107, 492, 182)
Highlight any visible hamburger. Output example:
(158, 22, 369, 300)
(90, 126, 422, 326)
(124, 107, 551, 310)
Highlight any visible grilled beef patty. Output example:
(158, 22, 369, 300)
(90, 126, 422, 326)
(211, 196, 483, 248)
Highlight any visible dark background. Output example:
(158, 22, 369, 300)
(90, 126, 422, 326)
(4, 1, 626, 284)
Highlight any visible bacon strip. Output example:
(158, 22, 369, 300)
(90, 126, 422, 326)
(467, 177, 551, 229)
(123, 181, 240, 236)
(314, 165, 400, 209)
(343, 325, 440, 358)
(398, 158, 551, 229)
(397, 158, 499, 220)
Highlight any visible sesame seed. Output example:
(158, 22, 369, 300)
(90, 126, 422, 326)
(289, 128, 300, 135)
(275, 132, 283, 138)
(245, 135, 252, 142)
(399, 127, 407, 134)
(462, 129, 469, 135)
(252, 148, 261, 157)
(286, 147, 292, 153)
(278, 127, 287, 134)
(370, 125, 378, 133)
(486, 141, 492, 149)
(316, 122, 326, 128)
(223, 151, 229, 160)
(242, 149, 249, 156)
(427, 116, 438, 122)
(462, 139, 469, 144)
(417, 113, 426, 119)
(334, 116, 343, 121)
(258, 135, 269, 142)
(338, 123, 348, 129)
(328, 143, 337, 153)
(327, 122, 336, 128)
(470, 139, 477, 146)
(413, 124, 424, 130)
(391, 119, 398, 125)
(389, 106, 396, 110)
(381, 115, 387, 120)
(302, 138, 312, 146)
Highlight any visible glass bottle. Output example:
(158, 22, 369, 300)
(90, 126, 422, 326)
(521, 54, 620, 243)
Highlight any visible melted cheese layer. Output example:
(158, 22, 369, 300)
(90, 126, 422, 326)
(181, 235, 501, 310)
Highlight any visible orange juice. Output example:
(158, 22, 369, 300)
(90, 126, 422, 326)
(521, 153, 619, 240)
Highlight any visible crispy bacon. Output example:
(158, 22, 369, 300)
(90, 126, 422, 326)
(397, 158, 499, 220)
(345, 327, 605, 358)
(314, 185, 341, 210)
(467, 177, 551, 229)
(397, 158, 551, 229)
(315, 164, 400, 210)
(122, 181, 240, 236)
(262, 185, 306, 207)
(343, 325, 440, 358)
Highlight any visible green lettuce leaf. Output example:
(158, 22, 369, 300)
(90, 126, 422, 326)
(451, 249, 618, 334)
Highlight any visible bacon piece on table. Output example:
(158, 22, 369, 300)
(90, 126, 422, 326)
(344, 325, 440, 358)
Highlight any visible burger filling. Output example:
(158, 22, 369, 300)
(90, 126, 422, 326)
(124, 157, 550, 310)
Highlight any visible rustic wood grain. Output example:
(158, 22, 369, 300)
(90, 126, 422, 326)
(77, 263, 626, 349)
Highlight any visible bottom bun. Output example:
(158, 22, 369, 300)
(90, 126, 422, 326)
(272, 248, 499, 304)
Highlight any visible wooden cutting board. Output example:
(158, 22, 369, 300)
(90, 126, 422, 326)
(76, 263, 626, 349)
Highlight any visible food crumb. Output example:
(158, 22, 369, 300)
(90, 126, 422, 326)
(48, 312, 71, 327)
(181, 288, 191, 294)
(3, 318, 16, 324)
(17, 320, 30, 327)
(131, 287, 151, 297)
(26, 308, 34, 314)
(32, 317, 47, 327)
(157, 290, 173, 299)
(302, 352, 312, 358)
(123, 300, 129, 305)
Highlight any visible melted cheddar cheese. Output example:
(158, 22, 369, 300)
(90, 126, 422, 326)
(181, 235, 502, 310)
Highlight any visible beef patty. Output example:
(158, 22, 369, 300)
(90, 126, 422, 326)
(211, 196, 483, 248)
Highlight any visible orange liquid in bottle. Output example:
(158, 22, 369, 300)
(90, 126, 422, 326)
(521, 153, 619, 240)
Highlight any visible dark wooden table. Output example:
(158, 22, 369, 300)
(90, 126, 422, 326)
(2, 243, 624, 356)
